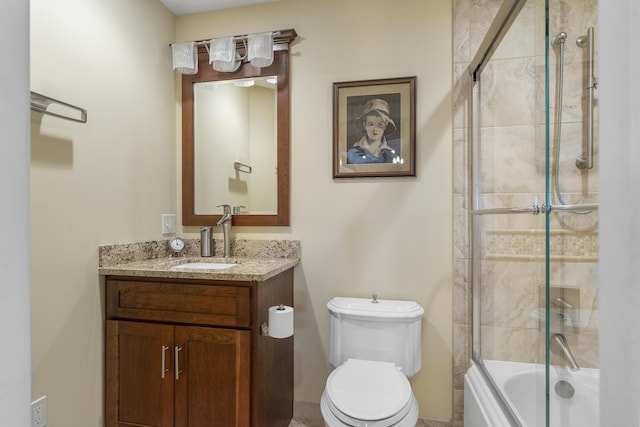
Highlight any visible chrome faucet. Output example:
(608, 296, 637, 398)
(216, 204, 232, 257)
(552, 333, 580, 371)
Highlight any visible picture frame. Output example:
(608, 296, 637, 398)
(333, 76, 416, 178)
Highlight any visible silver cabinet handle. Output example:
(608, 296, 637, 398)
(174, 346, 183, 380)
(161, 346, 169, 378)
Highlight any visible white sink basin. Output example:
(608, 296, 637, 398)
(170, 262, 237, 271)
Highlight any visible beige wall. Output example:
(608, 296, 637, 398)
(177, 0, 453, 421)
(30, 0, 453, 424)
(30, 0, 176, 426)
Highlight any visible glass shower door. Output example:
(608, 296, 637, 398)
(470, 0, 550, 425)
(546, 0, 600, 424)
(469, 0, 600, 425)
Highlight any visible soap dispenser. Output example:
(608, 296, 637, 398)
(200, 227, 213, 257)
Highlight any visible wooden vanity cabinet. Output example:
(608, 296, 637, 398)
(104, 268, 293, 427)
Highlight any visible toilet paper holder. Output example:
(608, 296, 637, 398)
(261, 304, 294, 338)
(260, 322, 270, 336)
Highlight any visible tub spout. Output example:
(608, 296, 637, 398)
(552, 333, 580, 371)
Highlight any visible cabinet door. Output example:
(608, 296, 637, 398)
(174, 326, 251, 427)
(106, 320, 174, 427)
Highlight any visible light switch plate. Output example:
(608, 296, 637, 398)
(162, 214, 176, 234)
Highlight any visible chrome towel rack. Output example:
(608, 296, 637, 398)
(233, 162, 252, 174)
(470, 203, 599, 216)
(30, 91, 87, 123)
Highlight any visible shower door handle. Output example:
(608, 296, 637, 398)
(576, 27, 597, 170)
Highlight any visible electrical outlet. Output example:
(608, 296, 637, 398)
(31, 395, 47, 427)
(161, 214, 176, 234)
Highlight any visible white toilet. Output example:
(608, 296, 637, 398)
(320, 296, 424, 427)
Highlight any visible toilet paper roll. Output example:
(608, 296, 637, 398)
(268, 305, 294, 338)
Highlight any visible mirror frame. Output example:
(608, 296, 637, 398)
(182, 29, 296, 226)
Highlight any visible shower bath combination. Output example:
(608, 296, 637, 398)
(463, 0, 600, 425)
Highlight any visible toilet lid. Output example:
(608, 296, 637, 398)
(326, 359, 412, 421)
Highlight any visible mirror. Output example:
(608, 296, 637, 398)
(182, 29, 296, 226)
(193, 76, 278, 215)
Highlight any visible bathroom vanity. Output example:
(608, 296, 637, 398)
(99, 240, 299, 427)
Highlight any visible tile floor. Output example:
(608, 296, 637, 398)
(288, 417, 325, 427)
(288, 417, 451, 427)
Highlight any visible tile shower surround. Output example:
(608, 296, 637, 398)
(452, 0, 599, 425)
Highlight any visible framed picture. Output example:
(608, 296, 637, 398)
(333, 76, 416, 178)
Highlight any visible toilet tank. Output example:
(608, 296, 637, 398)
(327, 297, 424, 376)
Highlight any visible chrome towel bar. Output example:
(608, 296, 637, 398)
(30, 91, 87, 123)
(470, 203, 599, 216)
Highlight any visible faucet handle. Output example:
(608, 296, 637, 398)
(552, 296, 573, 310)
(216, 204, 231, 214)
(233, 205, 246, 215)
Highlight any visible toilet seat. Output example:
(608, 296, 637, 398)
(321, 359, 418, 427)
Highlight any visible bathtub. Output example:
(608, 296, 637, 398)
(464, 359, 599, 427)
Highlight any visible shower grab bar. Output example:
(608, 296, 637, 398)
(576, 27, 597, 170)
(470, 203, 599, 216)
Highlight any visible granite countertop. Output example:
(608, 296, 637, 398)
(98, 239, 300, 282)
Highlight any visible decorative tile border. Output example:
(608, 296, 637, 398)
(485, 229, 598, 260)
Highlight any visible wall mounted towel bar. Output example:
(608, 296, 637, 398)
(233, 162, 252, 174)
(470, 203, 599, 216)
(30, 91, 87, 123)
